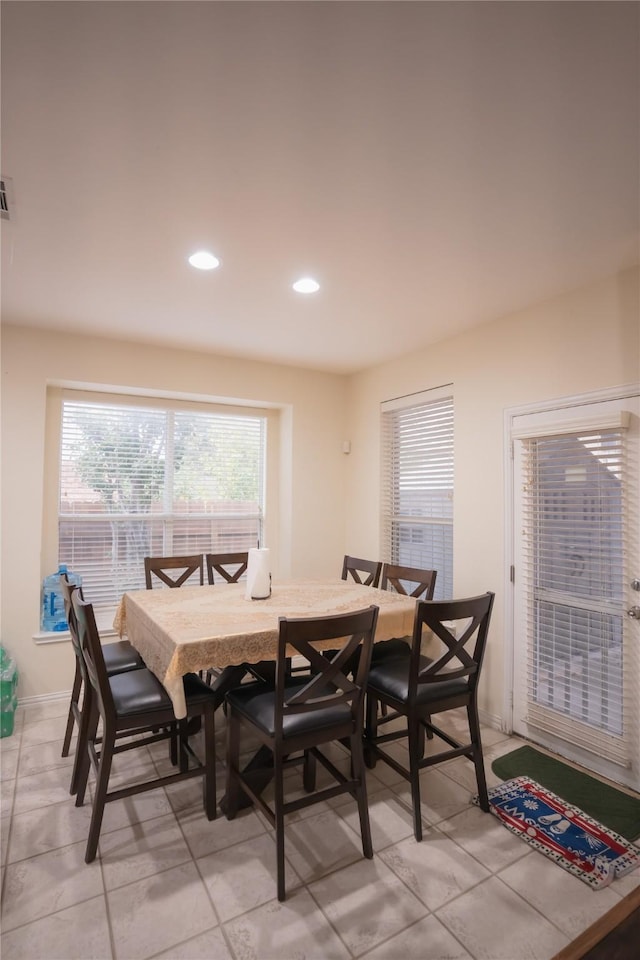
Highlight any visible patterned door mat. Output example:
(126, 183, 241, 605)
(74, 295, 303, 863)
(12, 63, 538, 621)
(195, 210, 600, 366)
(475, 777, 640, 889)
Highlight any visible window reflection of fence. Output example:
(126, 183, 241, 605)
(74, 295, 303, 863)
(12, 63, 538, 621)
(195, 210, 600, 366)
(394, 521, 453, 601)
(391, 487, 453, 601)
(533, 603, 623, 736)
(59, 499, 261, 603)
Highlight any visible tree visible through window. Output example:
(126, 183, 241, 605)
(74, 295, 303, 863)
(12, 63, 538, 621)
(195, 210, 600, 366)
(59, 398, 266, 607)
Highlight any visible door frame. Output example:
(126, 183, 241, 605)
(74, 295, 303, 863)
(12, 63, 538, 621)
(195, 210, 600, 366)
(503, 382, 640, 737)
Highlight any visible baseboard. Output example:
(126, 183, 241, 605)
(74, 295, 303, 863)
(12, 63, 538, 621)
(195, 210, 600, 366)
(478, 707, 503, 732)
(17, 691, 70, 707)
(16, 688, 505, 726)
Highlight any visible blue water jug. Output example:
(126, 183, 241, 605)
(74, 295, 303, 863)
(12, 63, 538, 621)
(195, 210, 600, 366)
(41, 564, 82, 632)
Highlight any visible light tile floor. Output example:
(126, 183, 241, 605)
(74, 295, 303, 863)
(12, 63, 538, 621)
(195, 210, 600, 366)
(1, 698, 638, 960)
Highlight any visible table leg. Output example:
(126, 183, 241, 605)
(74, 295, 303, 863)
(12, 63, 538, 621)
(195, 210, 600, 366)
(219, 744, 275, 817)
(207, 663, 251, 708)
(209, 662, 277, 816)
(213, 659, 311, 816)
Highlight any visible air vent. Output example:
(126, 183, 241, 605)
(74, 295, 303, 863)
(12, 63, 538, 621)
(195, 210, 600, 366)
(1, 177, 14, 220)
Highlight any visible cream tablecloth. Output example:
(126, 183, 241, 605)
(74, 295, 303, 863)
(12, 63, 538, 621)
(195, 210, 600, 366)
(114, 578, 417, 718)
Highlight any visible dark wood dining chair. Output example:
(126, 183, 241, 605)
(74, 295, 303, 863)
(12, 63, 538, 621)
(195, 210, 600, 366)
(323, 556, 381, 669)
(369, 563, 439, 720)
(72, 592, 217, 863)
(203, 551, 250, 686)
(364, 591, 495, 841)
(144, 554, 204, 589)
(206, 551, 249, 585)
(225, 604, 380, 901)
(373, 563, 438, 662)
(341, 555, 382, 588)
(59, 574, 145, 794)
(144, 553, 207, 732)
(381, 562, 437, 599)
(205, 549, 287, 688)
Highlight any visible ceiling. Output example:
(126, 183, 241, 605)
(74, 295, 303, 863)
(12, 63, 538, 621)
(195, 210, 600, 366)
(2, 1, 638, 375)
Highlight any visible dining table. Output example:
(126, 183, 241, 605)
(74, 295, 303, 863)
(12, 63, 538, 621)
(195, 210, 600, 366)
(113, 577, 418, 815)
(113, 577, 418, 719)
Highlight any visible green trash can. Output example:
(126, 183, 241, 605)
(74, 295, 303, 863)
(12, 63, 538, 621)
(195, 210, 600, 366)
(0, 646, 18, 738)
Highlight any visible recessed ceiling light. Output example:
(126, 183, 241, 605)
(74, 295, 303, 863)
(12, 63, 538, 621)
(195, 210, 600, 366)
(292, 277, 320, 294)
(188, 250, 220, 270)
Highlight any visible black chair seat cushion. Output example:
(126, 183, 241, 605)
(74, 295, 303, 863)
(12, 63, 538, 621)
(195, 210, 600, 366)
(103, 640, 145, 675)
(368, 656, 469, 706)
(110, 668, 174, 716)
(371, 637, 411, 662)
(226, 677, 353, 739)
(110, 670, 215, 718)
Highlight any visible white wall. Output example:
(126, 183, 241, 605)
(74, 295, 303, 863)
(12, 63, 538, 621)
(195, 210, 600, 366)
(0, 326, 348, 698)
(345, 267, 639, 727)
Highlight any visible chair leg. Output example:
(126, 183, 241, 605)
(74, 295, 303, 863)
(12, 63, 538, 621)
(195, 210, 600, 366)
(274, 751, 286, 902)
(407, 718, 423, 841)
(224, 709, 241, 820)
(364, 694, 378, 769)
(75, 699, 100, 807)
(350, 732, 373, 859)
(303, 749, 316, 792)
(425, 714, 434, 740)
(202, 705, 217, 820)
(178, 719, 190, 774)
(467, 703, 489, 812)
(62, 664, 82, 757)
(69, 680, 93, 795)
(85, 727, 116, 863)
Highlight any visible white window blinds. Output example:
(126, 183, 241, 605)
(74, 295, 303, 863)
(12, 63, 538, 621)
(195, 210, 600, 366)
(519, 425, 630, 765)
(59, 398, 266, 607)
(381, 390, 453, 600)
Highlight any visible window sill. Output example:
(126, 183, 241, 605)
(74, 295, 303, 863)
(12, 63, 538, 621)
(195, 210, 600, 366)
(33, 626, 118, 645)
(33, 609, 118, 645)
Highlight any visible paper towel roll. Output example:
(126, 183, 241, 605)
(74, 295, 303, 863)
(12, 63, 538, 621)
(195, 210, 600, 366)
(245, 547, 271, 600)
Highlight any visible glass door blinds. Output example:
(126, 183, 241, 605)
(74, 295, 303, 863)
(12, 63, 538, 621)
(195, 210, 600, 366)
(512, 395, 639, 785)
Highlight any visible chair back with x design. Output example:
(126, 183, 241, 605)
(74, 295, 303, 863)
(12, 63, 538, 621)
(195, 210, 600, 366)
(144, 554, 204, 589)
(409, 594, 493, 701)
(381, 563, 437, 600)
(206, 551, 249, 585)
(274, 606, 378, 738)
(341, 555, 382, 588)
(225, 604, 379, 901)
(365, 591, 494, 841)
(370, 562, 438, 676)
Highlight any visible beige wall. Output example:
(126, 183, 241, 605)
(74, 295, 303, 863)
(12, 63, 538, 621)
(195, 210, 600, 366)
(3, 267, 638, 711)
(1, 327, 348, 698)
(345, 266, 639, 727)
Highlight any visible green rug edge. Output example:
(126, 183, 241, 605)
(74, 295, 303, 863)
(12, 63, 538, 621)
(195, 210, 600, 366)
(491, 745, 640, 842)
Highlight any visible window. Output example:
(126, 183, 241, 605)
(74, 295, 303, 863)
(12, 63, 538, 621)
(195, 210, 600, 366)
(58, 395, 266, 608)
(381, 387, 453, 599)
